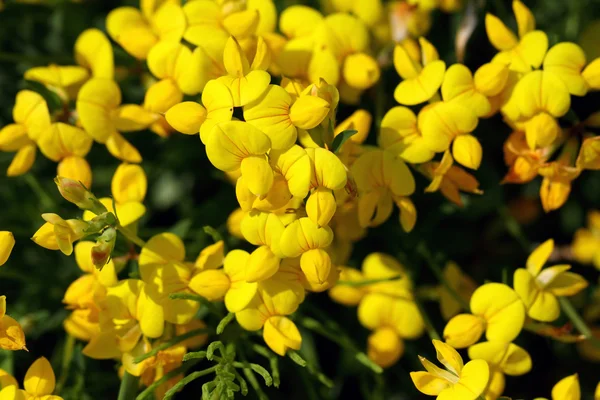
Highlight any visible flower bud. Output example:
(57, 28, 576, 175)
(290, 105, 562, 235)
(91, 227, 116, 270)
(54, 176, 107, 214)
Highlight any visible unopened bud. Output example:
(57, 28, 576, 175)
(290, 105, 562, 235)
(91, 228, 116, 270)
(54, 176, 107, 215)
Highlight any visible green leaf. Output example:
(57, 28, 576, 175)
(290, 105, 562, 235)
(217, 312, 235, 335)
(330, 129, 357, 154)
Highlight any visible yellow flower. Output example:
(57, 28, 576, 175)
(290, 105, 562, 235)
(571, 210, 600, 269)
(418, 101, 480, 168)
(0, 231, 15, 266)
(122, 339, 186, 397)
(106, 1, 186, 60)
(0, 90, 50, 176)
(410, 339, 490, 400)
(279, 217, 334, 286)
(206, 121, 274, 196)
(393, 38, 446, 105)
(367, 327, 404, 368)
(217, 36, 271, 107)
(24, 64, 89, 101)
(352, 148, 415, 228)
(32, 213, 89, 256)
(235, 273, 305, 355)
(83, 163, 147, 227)
(467, 341, 532, 400)
(443, 283, 526, 348)
(379, 106, 434, 164)
(486, 0, 548, 73)
(0, 296, 26, 351)
(244, 85, 330, 150)
(538, 162, 581, 213)
(240, 211, 285, 281)
(511, 70, 570, 149)
(422, 151, 483, 207)
(165, 79, 233, 143)
(441, 64, 491, 118)
(514, 239, 588, 322)
(14, 357, 63, 400)
(547, 374, 581, 400)
(183, 0, 276, 45)
(76, 78, 157, 162)
(74, 28, 114, 80)
(63, 241, 118, 341)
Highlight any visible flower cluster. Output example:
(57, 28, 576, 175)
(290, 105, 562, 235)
(0, 0, 599, 399)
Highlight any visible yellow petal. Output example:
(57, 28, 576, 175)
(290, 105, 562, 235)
(13, 90, 51, 141)
(513, 0, 535, 37)
(24, 357, 55, 396)
(582, 58, 600, 89)
(474, 62, 510, 97)
(218, 70, 271, 107)
(551, 374, 580, 400)
(245, 246, 280, 282)
(200, 79, 234, 144)
(306, 147, 348, 190)
(410, 371, 452, 396)
(443, 314, 485, 348)
(74, 28, 114, 79)
(544, 271, 588, 296)
(279, 217, 334, 257)
(342, 53, 380, 90)
(527, 239, 554, 276)
(515, 70, 570, 118)
(76, 78, 120, 143)
(143, 78, 184, 114)
(452, 135, 482, 170)
(150, 2, 186, 42)
(106, 7, 157, 60)
(543, 42, 588, 96)
(279, 5, 323, 39)
(432, 339, 464, 375)
(367, 327, 403, 368)
(106, 132, 142, 163)
(112, 163, 147, 204)
(306, 187, 336, 227)
(485, 13, 517, 51)
(57, 156, 93, 189)
(189, 269, 230, 301)
(471, 282, 525, 343)
(0, 232, 15, 266)
(263, 316, 302, 356)
(419, 102, 478, 153)
(243, 85, 296, 150)
(394, 61, 446, 105)
(393, 43, 421, 79)
(223, 9, 259, 39)
(269, 145, 312, 198)
(289, 95, 330, 130)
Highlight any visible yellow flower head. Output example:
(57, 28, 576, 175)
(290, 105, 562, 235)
(410, 339, 490, 400)
(514, 239, 588, 322)
(486, 0, 548, 73)
(106, 0, 186, 60)
(32, 213, 89, 256)
(444, 282, 526, 348)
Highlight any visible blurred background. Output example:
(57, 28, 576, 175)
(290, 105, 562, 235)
(0, 0, 599, 398)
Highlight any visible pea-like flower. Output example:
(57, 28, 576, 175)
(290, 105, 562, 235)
(514, 239, 588, 322)
(0, 296, 26, 351)
(410, 339, 490, 400)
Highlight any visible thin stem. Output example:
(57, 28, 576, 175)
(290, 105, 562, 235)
(55, 334, 75, 394)
(337, 275, 403, 287)
(239, 350, 268, 400)
(162, 366, 218, 400)
(24, 173, 55, 210)
(134, 328, 211, 364)
(559, 297, 600, 349)
(117, 371, 139, 400)
(135, 360, 199, 400)
(116, 223, 146, 248)
(498, 206, 530, 251)
(417, 243, 470, 312)
(414, 297, 441, 341)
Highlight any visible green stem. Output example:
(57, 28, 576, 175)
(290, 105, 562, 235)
(134, 328, 211, 364)
(414, 297, 441, 341)
(559, 297, 600, 349)
(337, 275, 403, 287)
(116, 223, 146, 248)
(24, 173, 55, 210)
(417, 243, 470, 312)
(117, 371, 139, 400)
(135, 361, 199, 400)
(239, 350, 268, 400)
(162, 366, 218, 400)
(55, 334, 75, 394)
(499, 206, 530, 251)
